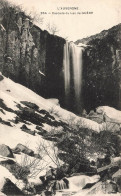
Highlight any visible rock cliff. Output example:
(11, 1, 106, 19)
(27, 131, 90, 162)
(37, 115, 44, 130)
(76, 24, 121, 111)
(0, 5, 65, 99)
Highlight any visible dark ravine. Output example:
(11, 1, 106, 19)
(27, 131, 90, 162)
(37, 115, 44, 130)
(0, 3, 121, 113)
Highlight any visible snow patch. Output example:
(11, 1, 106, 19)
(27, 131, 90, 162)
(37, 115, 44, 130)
(97, 106, 121, 123)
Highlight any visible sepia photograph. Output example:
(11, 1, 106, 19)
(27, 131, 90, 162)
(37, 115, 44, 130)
(0, 0, 121, 195)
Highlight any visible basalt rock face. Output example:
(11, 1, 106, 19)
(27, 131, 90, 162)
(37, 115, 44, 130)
(45, 33, 65, 99)
(0, 6, 65, 98)
(76, 24, 121, 112)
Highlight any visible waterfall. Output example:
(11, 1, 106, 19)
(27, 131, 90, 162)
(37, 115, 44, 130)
(63, 42, 70, 107)
(63, 41, 84, 113)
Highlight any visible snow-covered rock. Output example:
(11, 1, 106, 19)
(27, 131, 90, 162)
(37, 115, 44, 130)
(0, 177, 24, 196)
(67, 175, 100, 191)
(0, 144, 14, 158)
(96, 106, 121, 124)
(0, 165, 25, 191)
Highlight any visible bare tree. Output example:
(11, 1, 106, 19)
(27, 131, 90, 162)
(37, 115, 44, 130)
(46, 22, 59, 35)
(37, 138, 61, 169)
(0, 0, 44, 26)
(27, 10, 44, 26)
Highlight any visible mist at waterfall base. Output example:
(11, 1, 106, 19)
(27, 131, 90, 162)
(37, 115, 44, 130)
(63, 42, 84, 114)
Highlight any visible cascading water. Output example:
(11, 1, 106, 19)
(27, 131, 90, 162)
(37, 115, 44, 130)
(63, 41, 84, 113)
(63, 42, 71, 104)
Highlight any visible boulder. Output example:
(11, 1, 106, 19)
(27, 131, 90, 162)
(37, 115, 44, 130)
(0, 158, 30, 180)
(96, 106, 121, 124)
(88, 110, 95, 116)
(88, 113, 104, 124)
(13, 143, 34, 157)
(21, 124, 35, 136)
(0, 118, 12, 127)
(20, 101, 39, 110)
(0, 159, 15, 172)
(67, 175, 100, 191)
(0, 144, 14, 158)
(88, 106, 121, 127)
(0, 177, 24, 195)
(36, 126, 47, 136)
(87, 180, 117, 194)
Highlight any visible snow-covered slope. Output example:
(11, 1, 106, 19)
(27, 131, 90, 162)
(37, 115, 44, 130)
(0, 73, 121, 154)
(0, 74, 101, 130)
(0, 74, 121, 195)
(0, 74, 101, 181)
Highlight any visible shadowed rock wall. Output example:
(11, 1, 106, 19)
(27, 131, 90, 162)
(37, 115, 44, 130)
(77, 24, 121, 112)
(0, 6, 65, 98)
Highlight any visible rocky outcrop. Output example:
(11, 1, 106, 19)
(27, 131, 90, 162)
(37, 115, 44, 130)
(13, 143, 41, 159)
(0, 4, 65, 99)
(76, 24, 121, 112)
(86, 106, 121, 132)
(86, 181, 118, 194)
(0, 177, 25, 195)
(0, 144, 14, 158)
(13, 143, 34, 156)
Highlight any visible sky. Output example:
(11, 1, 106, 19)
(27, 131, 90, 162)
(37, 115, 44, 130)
(8, 0, 121, 41)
